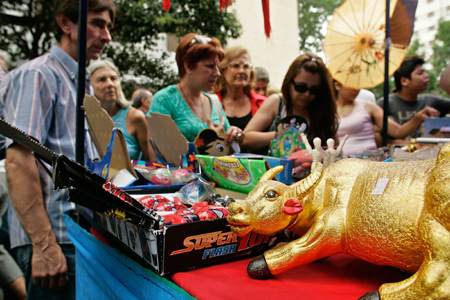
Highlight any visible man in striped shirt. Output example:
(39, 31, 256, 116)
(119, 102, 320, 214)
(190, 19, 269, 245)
(0, 0, 115, 298)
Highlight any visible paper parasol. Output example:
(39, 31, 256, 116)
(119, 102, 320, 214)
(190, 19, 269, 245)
(323, 0, 415, 89)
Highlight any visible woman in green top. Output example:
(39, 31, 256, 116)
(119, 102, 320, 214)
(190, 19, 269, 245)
(148, 33, 244, 145)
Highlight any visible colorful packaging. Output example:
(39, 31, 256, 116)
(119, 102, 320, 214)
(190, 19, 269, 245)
(196, 155, 268, 193)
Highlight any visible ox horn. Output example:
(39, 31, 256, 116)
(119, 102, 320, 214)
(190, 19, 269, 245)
(259, 166, 284, 182)
(285, 163, 324, 200)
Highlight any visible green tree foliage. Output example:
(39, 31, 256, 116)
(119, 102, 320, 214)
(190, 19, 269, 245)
(297, 0, 343, 53)
(431, 19, 450, 74)
(407, 38, 440, 96)
(0, 0, 55, 62)
(408, 39, 426, 58)
(430, 19, 450, 97)
(0, 0, 242, 94)
(398, 20, 450, 98)
(108, 0, 242, 95)
(112, 0, 241, 47)
(368, 18, 450, 100)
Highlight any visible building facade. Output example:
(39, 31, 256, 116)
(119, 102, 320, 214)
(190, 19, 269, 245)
(413, 0, 450, 59)
(226, 0, 300, 89)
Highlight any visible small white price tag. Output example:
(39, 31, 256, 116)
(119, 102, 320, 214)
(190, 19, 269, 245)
(372, 178, 389, 195)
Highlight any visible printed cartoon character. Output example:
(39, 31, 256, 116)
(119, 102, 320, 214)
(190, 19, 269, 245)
(196, 205, 229, 220)
(270, 115, 308, 157)
(194, 128, 230, 156)
(281, 131, 293, 156)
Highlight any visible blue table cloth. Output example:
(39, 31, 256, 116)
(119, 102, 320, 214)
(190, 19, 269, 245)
(64, 213, 194, 300)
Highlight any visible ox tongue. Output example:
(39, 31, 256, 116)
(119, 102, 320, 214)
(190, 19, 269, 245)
(283, 198, 303, 215)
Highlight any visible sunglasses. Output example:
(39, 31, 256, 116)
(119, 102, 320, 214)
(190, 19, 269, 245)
(291, 80, 320, 95)
(188, 35, 212, 49)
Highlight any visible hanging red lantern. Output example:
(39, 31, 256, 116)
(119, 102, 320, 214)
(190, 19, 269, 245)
(262, 0, 271, 38)
(219, 0, 233, 12)
(161, 0, 271, 38)
(163, 0, 170, 11)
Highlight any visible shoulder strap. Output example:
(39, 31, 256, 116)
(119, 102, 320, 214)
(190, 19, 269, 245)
(277, 94, 283, 114)
(269, 94, 283, 132)
(209, 93, 224, 120)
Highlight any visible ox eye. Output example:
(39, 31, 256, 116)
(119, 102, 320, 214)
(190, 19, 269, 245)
(265, 190, 279, 200)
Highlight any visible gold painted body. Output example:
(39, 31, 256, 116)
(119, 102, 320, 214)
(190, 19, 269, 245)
(227, 143, 450, 299)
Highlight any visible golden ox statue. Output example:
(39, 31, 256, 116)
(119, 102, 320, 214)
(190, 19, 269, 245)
(227, 143, 450, 300)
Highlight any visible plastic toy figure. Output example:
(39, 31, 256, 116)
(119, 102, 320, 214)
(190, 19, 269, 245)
(324, 135, 348, 167)
(300, 133, 326, 171)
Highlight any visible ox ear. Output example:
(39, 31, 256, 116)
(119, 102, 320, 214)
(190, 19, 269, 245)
(283, 198, 303, 215)
(259, 166, 284, 182)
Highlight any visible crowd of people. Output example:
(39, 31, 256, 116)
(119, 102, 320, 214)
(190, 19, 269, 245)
(0, 0, 450, 299)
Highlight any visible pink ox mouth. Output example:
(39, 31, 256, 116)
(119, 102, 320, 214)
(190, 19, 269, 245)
(227, 220, 252, 236)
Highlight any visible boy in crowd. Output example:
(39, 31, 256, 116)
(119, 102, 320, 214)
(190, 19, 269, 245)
(376, 55, 449, 138)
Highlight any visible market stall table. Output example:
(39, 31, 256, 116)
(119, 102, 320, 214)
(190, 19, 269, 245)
(172, 254, 410, 300)
(65, 213, 410, 300)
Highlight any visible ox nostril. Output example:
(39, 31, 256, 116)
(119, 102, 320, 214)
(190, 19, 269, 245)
(229, 202, 249, 215)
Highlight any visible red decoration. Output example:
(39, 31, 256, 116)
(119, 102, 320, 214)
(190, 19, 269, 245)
(195, 138, 204, 147)
(163, 0, 170, 11)
(261, 0, 271, 38)
(219, 0, 233, 12)
(161, 0, 270, 38)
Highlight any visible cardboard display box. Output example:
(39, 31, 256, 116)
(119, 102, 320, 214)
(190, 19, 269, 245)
(196, 154, 293, 194)
(83, 95, 137, 179)
(424, 118, 450, 138)
(84, 206, 280, 276)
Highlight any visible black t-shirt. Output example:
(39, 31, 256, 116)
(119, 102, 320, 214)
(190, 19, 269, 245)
(377, 93, 450, 137)
(227, 111, 252, 130)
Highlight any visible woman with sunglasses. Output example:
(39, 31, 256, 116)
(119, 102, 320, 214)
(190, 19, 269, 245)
(335, 81, 438, 157)
(148, 33, 244, 146)
(242, 53, 338, 155)
(213, 46, 266, 133)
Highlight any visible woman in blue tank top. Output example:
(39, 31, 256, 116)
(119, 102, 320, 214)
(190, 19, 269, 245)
(89, 59, 156, 161)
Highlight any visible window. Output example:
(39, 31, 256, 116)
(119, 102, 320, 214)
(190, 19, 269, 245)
(426, 0, 433, 3)
(427, 12, 434, 18)
(429, 26, 435, 31)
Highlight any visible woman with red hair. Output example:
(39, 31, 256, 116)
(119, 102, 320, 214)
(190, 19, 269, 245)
(148, 33, 244, 146)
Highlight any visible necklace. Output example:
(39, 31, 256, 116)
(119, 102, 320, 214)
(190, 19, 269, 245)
(179, 83, 207, 123)
(337, 103, 354, 118)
